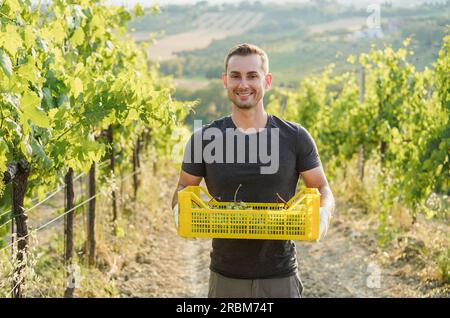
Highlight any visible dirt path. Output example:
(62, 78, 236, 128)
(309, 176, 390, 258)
(115, 174, 211, 298)
(297, 217, 419, 298)
(116, 227, 210, 298)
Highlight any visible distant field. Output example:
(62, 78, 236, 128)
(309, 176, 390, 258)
(132, 31, 158, 42)
(172, 78, 210, 90)
(309, 17, 367, 34)
(129, 2, 448, 84)
(144, 29, 231, 61)
(134, 15, 368, 61)
(133, 12, 264, 61)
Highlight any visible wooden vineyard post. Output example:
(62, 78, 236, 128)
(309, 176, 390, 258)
(358, 66, 366, 182)
(107, 125, 118, 226)
(3, 160, 31, 298)
(142, 128, 151, 152)
(87, 163, 96, 266)
(64, 168, 75, 298)
(132, 138, 141, 201)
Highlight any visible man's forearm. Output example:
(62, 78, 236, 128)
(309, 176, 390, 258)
(319, 185, 335, 216)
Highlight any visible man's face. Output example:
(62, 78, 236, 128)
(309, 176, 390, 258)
(222, 54, 272, 110)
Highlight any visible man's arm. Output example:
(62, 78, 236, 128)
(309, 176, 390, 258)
(171, 170, 203, 209)
(299, 165, 335, 216)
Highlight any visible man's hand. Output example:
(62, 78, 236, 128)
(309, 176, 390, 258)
(318, 207, 332, 241)
(299, 166, 335, 242)
(172, 203, 196, 240)
(173, 204, 179, 229)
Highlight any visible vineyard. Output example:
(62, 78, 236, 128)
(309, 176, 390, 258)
(0, 0, 193, 297)
(0, 0, 449, 298)
(267, 36, 449, 223)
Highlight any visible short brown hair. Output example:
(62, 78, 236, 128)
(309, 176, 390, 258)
(224, 43, 269, 74)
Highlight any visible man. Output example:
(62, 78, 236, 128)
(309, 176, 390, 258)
(171, 43, 335, 298)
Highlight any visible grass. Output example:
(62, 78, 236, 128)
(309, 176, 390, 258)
(437, 248, 450, 284)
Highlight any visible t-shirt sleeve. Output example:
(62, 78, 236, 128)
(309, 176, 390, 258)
(296, 125, 321, 172)
(181, 128, 206, 177)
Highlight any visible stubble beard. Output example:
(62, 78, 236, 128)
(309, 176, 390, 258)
(229, 91, 262, 110)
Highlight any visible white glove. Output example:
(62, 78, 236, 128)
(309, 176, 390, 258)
(318, 207, 332, 241)
(173, 204, 179, 229)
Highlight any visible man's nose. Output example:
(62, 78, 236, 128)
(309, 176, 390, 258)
(238, 78, 250, 88)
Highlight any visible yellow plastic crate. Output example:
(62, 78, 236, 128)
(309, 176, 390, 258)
(177, 186, 320, 241)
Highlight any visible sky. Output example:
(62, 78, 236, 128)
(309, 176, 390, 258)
(36, 0, 448, 8)
(105, 0, 448, 8)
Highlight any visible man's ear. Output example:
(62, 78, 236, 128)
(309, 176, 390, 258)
(265, 73, 273, 90)
(221, 72, 227, 88)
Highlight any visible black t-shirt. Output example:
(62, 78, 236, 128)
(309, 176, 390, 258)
(181, 114, 321, 279)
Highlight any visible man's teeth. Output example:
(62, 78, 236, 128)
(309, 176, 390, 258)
(237, 92, 252, 96)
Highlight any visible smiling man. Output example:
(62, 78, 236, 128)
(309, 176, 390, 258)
(172, 43, 335, 298)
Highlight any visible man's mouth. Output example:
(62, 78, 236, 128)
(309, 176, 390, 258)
(236, 92, 253, 97)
